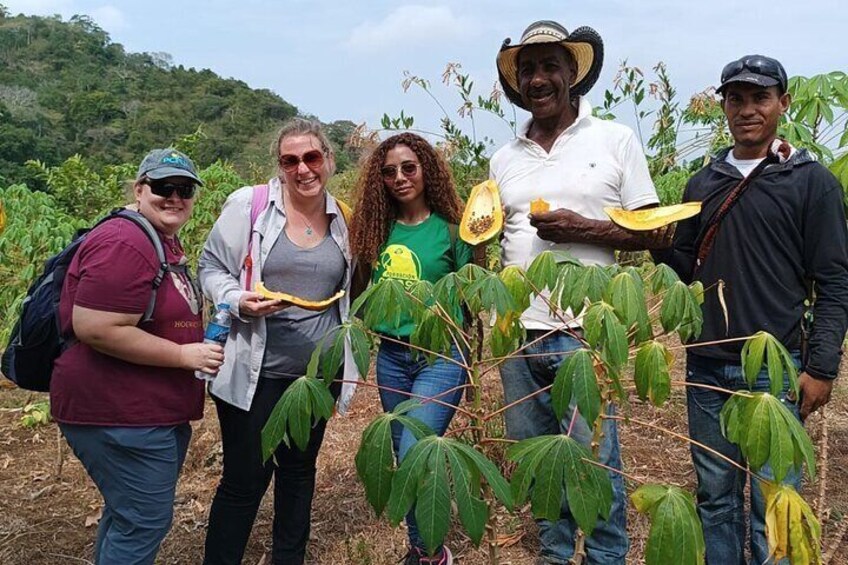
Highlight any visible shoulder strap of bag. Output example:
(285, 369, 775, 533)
(244, 184, 270, 290)
(692, 153, 777, 277)
(106, 208, 168, 322)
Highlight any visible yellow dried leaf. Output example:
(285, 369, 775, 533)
(761, 481, 822, 564)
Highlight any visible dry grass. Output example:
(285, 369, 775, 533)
(1, 361, 846, 564)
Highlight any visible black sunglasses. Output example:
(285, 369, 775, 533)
(147, 179, 197, 199)
(381, 161, 421, 181)
(721, 56, 787, 89)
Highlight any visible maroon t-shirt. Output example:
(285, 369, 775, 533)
(50, 218, 205, 426)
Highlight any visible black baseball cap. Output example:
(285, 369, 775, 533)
(717, 55, 788, 94)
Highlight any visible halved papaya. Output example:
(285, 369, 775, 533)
(604, 202, 702, 231)
(255, 281, 345, 311)
(460, 180, 503, 245)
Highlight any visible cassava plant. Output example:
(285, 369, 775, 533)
(261, 251, 823, 564)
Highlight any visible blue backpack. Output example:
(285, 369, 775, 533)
(1, 209, 168, 391)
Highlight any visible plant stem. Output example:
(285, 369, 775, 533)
(334, 379, 475, 419)
(816, 407, 829, 523)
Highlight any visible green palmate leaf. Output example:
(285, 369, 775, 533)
(466, 273, 516, 317)
(551, 262, 580, 312)
(489, 314, 524, 358)
(320, 328, 347, 385)
(451, 442, 513, 510)
(446, 448, 488, 545)
(741, 331, 799, 397)
(355, 415, 396, 515)
(582, 302, 628, 370)
(499, 265, 532, 313)
(634, 341, 672, 406)
(507, 435, 612, 534)
(689, 280, 705, 305)
(364, 278, 413, 330)
(408, 280, 435, 322)
(526, 250, 560, 293)
(552, 349, 600, 426)
(432, 273, 463, 321)
(659, 281, 703, 341)
(456, 262, 489, 287)
(261, 376, 334, 460)
(350, 281, 377, 318)
(348, 322, 373, 379)
(631, 484, 705, 565)
(720, 393, 816, 482)
(650, 263, 681, 294)
(680, 283, 704, 340)
(305, 337, 324, 380)
(416, 443, 452, 555)
(410, 307, 452, 362)
(606, 272, 645, 328)
(569, 265, 613, 317)
(386, 438, 433, 524)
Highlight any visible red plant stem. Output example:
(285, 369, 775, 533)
(603, 414, 765, 481)
(566, 408, 579, 437)
(581, 458, 643, 484)
(372, 332, 471, 371)
(482, 384, 553, 422)
(444, 425, 484, 438)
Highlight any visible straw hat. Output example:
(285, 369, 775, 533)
(497, 20, 604, 109)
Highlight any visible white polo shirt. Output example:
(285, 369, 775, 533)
(490, 96, 658, 329)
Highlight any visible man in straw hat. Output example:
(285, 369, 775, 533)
(491, 20, 670, 564)
(653, 55, 848, 564)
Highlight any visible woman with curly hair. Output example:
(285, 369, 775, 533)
(350, 132, 476, 565)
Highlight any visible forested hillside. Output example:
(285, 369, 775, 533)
(0, 8, 361, 186)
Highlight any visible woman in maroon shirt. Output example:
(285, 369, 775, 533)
(50, 148, 223, 565)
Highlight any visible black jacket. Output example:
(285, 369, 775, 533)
(653, 147, 848, 379)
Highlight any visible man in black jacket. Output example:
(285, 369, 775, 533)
(653, 55, 848, 564)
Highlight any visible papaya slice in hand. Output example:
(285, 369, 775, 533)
(254, 281, 345, 311)
(460, 180, 503, 245)
(530, 198, 550, 215)
(604, 202, 702, 231)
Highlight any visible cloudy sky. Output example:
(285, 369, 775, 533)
(5, 0, 847, 151)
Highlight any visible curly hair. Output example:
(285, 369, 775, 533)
(350, 133, 464, 265)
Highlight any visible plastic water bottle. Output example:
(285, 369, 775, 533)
(195, 303, 230, 381)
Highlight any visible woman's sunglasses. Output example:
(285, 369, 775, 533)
(147, 179, 197, 199)
(279, 150, 325, 173)
(381, 161, 421, 182)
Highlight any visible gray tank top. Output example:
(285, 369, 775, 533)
(261, 230, 345, 378)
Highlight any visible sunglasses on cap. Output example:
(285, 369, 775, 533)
(147, 179, 197, 199)
(381, 161, 421, 182)
(278, 150, 325, 173)
(720, 55, 787, 91)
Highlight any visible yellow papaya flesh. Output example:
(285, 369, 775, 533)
(459, 180, 503, 245)
(254, 281, 345, 311)
(604, 202, 702, 231)
(530, 198, 550, 215)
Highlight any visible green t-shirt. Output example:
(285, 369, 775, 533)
(371, 213, 474, 337)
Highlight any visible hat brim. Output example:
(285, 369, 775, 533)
(497, 25, 604, 110)
(146, 167, 203, 186)
(717, 71, 780, 94)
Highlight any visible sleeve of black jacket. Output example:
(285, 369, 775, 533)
(650, 178, 699, 283)
(803, 166, 848, 380)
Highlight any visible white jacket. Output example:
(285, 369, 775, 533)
(197, 177, 359, 414)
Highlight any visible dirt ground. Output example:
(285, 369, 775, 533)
(0, 361, 846, 565)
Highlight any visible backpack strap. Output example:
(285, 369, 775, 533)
(244, 184, 270, 290)
(107, 209, 169, 322)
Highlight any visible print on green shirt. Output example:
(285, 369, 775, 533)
(370, 213, 473, 337)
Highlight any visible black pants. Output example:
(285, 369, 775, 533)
(203, 377, 338, 565)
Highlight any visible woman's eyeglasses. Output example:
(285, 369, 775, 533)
(147, 180, 197, 199)
(381, 161, 421, 182)
(279, 150, 325, 173)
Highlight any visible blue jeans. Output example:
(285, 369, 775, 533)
(61, 423, 192, 565)
(376, 339, 467, 553)
(499, 331, 628, 565)
(686, 353, 802, 565)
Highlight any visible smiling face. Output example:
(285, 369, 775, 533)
(382, 144, 426, 210)
(516, 43, 577, 122)
(722, 82, 790, 159)
(135, 176, 196, 236)
(278, 134, 334, 200)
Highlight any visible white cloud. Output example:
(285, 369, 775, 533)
(346, 5, 471, 53)
(90, 5, 125, 31)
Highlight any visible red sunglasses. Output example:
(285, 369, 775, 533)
(381, 161, 420, 182)
(278, 150, 325, 173)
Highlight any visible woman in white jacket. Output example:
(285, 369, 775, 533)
(198, 118, 357, 565)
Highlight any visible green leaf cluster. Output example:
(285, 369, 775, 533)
(634, 341, 673, 407)
(631, 484, 705, 565)
(508, 435, 612, 534)
(720, 393, 815, 482)
(260, 376, 335, 460)
(660, 281, 703, 341)
(740, 331, 799, 397)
